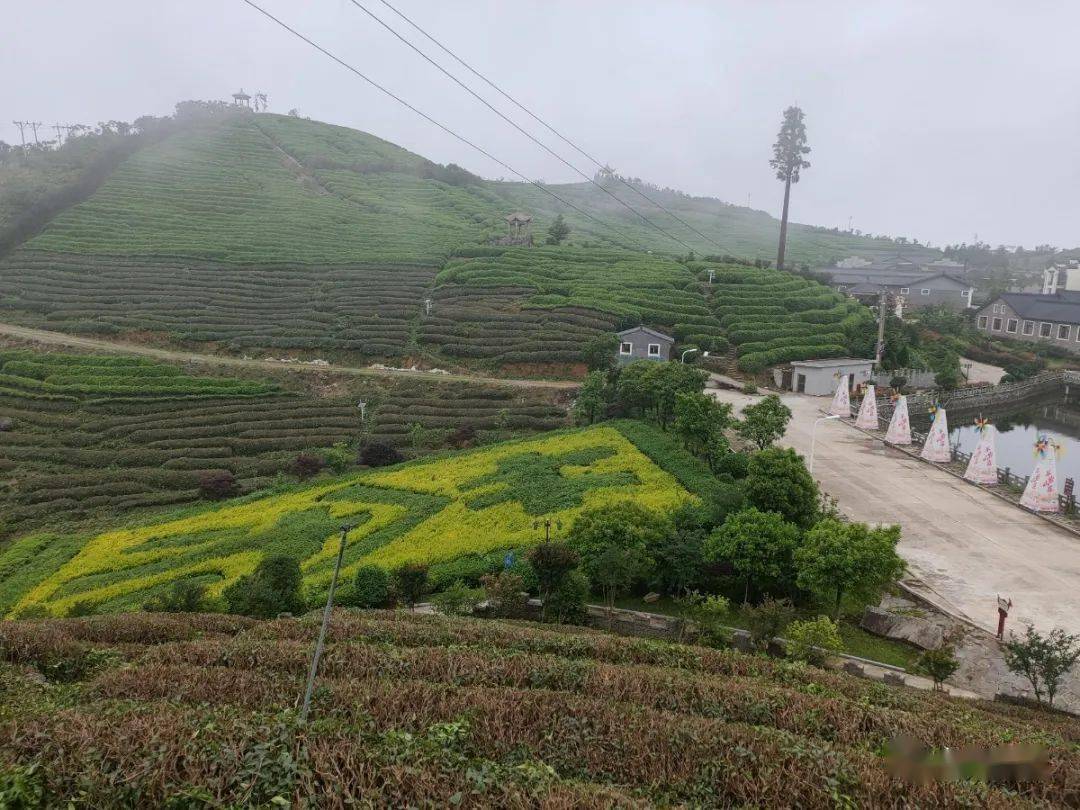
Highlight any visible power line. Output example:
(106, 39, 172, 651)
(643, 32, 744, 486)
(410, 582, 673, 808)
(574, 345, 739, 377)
(347, 0, 698, 254)
(238, 0, 653, 254)
(376, 0, 730, 256)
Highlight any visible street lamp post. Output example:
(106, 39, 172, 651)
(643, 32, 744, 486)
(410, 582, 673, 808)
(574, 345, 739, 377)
(681, 348, 709, 364)
(809, 414, 841, 474)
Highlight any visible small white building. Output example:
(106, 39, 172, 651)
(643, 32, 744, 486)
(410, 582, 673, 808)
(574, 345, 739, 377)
(773, 358, 874, 396)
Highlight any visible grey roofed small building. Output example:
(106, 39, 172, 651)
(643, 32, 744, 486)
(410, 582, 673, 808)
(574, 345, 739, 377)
(773, 357, 874, 396)
(616, 326, 674, 364)
(975, 290, 1080, 354)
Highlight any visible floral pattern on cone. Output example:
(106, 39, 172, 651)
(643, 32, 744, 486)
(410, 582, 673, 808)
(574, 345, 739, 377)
(963, 421, 998, 485)
(1020, 437, 1060, 513)
(829, 375, 851, 417)
(920, 407, 951, 463)
(884, 395, 911, 445)
(855, 385, 879, 430)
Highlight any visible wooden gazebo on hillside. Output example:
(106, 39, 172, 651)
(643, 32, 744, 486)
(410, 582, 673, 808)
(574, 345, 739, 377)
(493, 212, 534, 246)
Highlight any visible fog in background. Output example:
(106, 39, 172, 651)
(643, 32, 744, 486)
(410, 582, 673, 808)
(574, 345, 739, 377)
(3, 1, 1077, 249)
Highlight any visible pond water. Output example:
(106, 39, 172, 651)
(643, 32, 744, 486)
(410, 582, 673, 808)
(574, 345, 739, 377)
(914, 400, 1080, 490)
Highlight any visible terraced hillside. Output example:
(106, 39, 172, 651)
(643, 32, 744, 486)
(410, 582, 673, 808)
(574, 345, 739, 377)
(0, 349, 566, 539)
(2, 611, 1078, 807)
(0, 422, 698, 617)
(701, 264, 871, 372)
(0, 110, 882, 369)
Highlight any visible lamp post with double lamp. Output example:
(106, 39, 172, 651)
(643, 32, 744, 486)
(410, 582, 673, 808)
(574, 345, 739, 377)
(681, 348, 709, 364)
(809, 414, 841, 474)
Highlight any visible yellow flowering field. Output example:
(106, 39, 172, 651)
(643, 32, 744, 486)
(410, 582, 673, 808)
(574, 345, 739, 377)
(1, 423, 699, 616)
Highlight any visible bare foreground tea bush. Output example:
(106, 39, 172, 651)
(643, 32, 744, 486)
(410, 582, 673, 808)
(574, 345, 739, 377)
(2, 610, 1079, 807)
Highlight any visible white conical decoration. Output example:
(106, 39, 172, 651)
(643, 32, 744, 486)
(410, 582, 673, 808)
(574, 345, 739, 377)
(920, 407, 951, 462)
(963, 423, 998, 485)
(884, 396, 912, 445)
(1020, 439, 1060, 513)
(829, 375, 850, 417)
(855, 385, 879, 430)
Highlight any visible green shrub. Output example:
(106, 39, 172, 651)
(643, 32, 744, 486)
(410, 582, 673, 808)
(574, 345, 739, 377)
(350, 565, 390, 608)
(391, 562, 430, 608)
(430, 580, 482, 616)
(744, 597, 795, 651)
(224, 555, 305, 618)
(916, 647, 960, 691)
(544, 568, 590, 624)
(786, 617, 843, 666)
(143, 580, 210, 613)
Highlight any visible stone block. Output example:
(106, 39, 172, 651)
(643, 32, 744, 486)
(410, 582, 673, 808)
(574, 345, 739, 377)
(842, 661, 866, 678)
(732, 629, 754, 653)
(883, 671, 906, 686)
(861, 606, 944, 650)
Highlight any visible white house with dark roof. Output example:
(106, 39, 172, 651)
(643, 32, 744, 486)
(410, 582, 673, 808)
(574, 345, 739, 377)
(827, 268, 974, 311)
(615, 326, 674, 364)
(975, 290, 1080, 354)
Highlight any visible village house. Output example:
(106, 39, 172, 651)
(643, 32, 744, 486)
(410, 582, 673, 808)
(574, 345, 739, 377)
(974, 290, 1080, 355)
(615, 326, 674, 364)
(825, 268, 974, 312)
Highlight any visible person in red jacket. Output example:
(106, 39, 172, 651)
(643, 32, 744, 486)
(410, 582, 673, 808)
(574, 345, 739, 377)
(996, 595, 1012, 640)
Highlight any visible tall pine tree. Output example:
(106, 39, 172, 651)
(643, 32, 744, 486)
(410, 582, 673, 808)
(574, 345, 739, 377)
(770, 106, 811, 271)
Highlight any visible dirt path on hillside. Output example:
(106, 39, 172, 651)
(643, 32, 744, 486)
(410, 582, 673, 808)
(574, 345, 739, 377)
(0, 322, 579, 390)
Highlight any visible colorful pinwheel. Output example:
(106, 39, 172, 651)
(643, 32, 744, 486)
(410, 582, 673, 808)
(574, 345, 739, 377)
(974, 416, 990, 433)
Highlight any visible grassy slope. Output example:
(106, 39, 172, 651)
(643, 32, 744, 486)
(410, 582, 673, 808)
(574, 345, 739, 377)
(0, 421, 690, 617)
(2, 611, 1077, 807)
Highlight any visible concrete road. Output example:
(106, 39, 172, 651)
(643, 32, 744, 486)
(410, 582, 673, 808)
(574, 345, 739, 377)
(710, 386, 1080, 637)
(961, 357, 1006, 386)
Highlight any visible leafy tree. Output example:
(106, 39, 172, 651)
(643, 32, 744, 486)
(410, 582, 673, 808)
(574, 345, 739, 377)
(770, 105, 811, 271)
(322, 442, 353, 474)
(592, 544, 651, 613)
(391, 562, 430, 608)
(916, 647, 960, 692)
(527, 542, 580, 620)
(545, 213, 571, 245)
(144, 579, 209, 613)
(673, 391, 733, 461)
(480, 571, 526, 618)
(645, 363, 709, 430)
(736, 394, 791, 450)
(743, 447, 819, 528)
(613, 361, 653, 417)
(544, 568, 590, 624)
(795, 519, 905, 618)
(1003, 625, 1080, 707)
(350, 564, 390, 608)
(743, 597, 795, 651)
(567, 502, 666, 609)
(581, 333, 619, 372)
(713, 451, 750, 480)
(573, 371, 609, 425)
(786, 616, 843, 666)
(224, 555, 305, 619)
(648, 515, 707, 596)
(705, 508, 801, 603)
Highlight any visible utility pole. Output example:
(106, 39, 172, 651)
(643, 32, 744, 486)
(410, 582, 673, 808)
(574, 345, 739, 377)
(12, 121, 27, 150)
(28, 122, 42, 145)
(874, 290, 888, 365)
(299, 524, 351, 724)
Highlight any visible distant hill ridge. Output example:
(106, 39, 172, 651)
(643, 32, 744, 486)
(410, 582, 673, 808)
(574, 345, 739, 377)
(4, 110, 921, 266)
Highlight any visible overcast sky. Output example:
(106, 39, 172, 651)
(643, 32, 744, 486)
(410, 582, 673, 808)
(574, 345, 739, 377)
(3, 1, 1077, 248)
